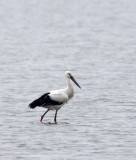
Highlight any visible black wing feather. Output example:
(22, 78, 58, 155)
(29, 92, 63, 109)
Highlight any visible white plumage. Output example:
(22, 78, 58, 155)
(29, 71, 81, 123)
(49, 91, 69, 106)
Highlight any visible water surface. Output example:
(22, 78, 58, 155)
(0, 0, 136, 159)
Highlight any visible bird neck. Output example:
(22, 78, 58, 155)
(66, 78, 74, 99)
(67, 78, 72, 88)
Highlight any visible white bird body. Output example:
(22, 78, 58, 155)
(29, 71, 81, 123)
(46, 80, 74, 110)
(46, 90, 69, 110)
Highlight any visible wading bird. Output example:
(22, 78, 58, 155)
(29, 71, 81, 123)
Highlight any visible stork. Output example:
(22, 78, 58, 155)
(29, 71, 81, 123)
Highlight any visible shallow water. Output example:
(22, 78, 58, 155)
(1, 0, 136, 159)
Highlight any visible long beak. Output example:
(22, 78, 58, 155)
(70, 76, 81, 89)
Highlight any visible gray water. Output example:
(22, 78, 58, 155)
(0, 0, 136, 159)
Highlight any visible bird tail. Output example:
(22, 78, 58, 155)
(28, 99, 40, 109)
(29, 93, 50, 109)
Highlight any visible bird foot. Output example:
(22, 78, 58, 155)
(40, 115, 44, 122)
(54, 119, 57, 124)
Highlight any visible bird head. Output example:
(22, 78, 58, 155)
(65, 71, 81, 89)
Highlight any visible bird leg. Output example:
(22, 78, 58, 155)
(40, 109, 49, 122)
(54, 110, 58, 124)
